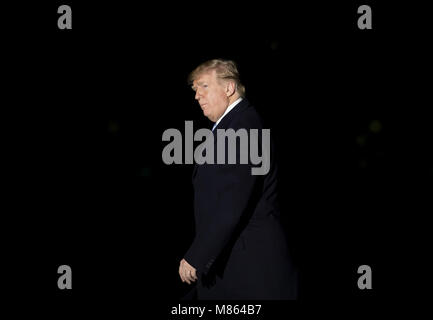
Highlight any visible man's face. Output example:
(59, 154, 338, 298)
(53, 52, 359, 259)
(192, 70, 230, 122)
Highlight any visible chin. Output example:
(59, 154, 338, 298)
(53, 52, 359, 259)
(205, 113, 214, 121)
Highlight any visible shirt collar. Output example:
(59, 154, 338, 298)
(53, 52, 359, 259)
(212, 97, 243, 131)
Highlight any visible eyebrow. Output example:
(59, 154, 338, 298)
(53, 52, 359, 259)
(191, 81, 206, 91)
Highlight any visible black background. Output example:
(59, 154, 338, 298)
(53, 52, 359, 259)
(3, 0, 432, 316)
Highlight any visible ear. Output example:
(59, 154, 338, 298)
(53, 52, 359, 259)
(225, 81, 236, 97)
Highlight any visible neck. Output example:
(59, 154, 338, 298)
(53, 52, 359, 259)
(228, 94, 241, 106)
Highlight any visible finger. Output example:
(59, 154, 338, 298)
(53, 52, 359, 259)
(184, 273, 191, 284)
(189, 270, 197, 282)
(182, 269, 190, 284)
(180, 263, 195, 284)
(185, 274, 192, 283)
(187, 272, 195, 283)
(179, 266, 185, 282)
(185, 270, 194, 284)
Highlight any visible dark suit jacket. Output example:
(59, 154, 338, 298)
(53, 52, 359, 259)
(184, 99, 298, 299)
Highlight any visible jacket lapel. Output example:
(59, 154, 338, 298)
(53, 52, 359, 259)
(192, 163, 198, 181)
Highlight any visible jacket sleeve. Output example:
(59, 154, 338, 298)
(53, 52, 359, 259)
(184, 159, 259, 274)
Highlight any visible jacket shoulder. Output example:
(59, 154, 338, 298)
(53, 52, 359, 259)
(231, 103, 265, 130)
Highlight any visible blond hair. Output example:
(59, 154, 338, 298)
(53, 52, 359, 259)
(188, 59, 246, 97)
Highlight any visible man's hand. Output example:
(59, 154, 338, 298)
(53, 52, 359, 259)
(179, 258, 198, 284)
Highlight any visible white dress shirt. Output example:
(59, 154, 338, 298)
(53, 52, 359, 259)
(212, 98, 243, 131)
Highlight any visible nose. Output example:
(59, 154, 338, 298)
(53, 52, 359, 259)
(195, 88, 201, 101)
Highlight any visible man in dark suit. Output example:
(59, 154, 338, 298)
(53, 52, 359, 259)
(179, 59, 298, 299)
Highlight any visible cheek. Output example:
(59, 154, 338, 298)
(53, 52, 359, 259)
(210, 91, 225, 106)
(208, 93, 217, 108)
(208, 90, 226, 112)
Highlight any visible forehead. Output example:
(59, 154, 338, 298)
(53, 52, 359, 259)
(193, 69, 217, 85)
